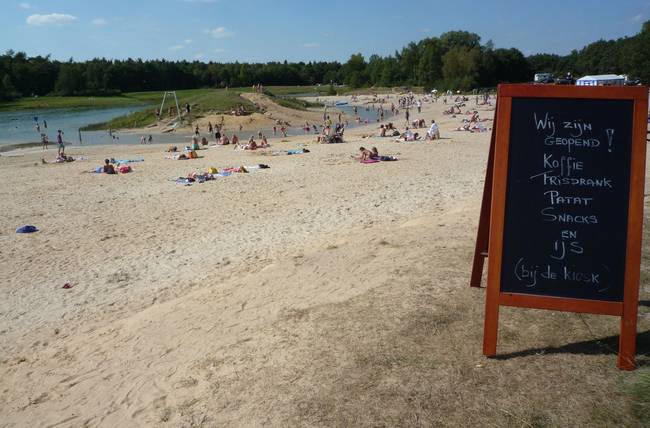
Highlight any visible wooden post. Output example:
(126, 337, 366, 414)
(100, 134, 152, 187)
(483, 96, 512, 356)
(617, 96, 648, 370)
(470, 122, 496, 288)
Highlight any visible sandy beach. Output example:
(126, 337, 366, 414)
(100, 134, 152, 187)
(1, 95, 648, 427)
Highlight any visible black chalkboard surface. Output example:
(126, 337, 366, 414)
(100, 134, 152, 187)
(500, 97, 634, 301)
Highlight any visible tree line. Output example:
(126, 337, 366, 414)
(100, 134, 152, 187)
(1, 22, 648, 101)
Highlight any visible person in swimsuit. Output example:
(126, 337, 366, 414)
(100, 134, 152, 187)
(103, 159, 116, 174)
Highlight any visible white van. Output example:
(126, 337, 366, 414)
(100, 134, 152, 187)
(534, 73, 553, 83)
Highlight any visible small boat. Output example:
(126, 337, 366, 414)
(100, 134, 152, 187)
(334, 101, 348, 106)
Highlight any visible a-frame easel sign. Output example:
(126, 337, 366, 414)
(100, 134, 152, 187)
(471, 83, 648, 370)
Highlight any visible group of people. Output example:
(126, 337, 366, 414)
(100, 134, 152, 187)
(234, 135, 271, 150)
(139, 135, 153, 144)
(377, 119, 439, 141)
(41, 129, 66, 155)
(452, 110, 491, 132)
(316, 120, 345, 144)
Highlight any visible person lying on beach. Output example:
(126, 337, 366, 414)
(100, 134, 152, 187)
(55, 154, 74, 163)
(103, 159, 116, 174)
(399, 127, 420, 141)
(358, 146, 373, 161)
(370, 147, 398, 161)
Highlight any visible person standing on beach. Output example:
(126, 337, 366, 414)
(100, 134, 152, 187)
(405, 108, 410, 125)
(56, 130, 65, 155)
(41, 133, 49, 150)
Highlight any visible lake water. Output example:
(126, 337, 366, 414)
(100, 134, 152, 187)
(0, 100, 392, 148)
(0, 106, 157, 146)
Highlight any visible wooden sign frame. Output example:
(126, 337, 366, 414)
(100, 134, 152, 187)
(482, 84, 648, 370)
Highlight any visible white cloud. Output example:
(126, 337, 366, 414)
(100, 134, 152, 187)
(631, 13, 645, 22)
(194, 52, 205, 59)
(19, 2, 32, 9)
(91, 18, 107, 26)
(302, 42, 319, 48)
(169, 44, 184, 51)
(205, 26, 233, 39)
(26, 13, 76, 26)
(184, 38, 193, 44)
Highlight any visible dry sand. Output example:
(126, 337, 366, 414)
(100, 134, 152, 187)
(0, 95, 648, 427)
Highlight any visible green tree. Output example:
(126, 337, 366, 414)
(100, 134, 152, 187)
(55, 61, 84, 95)
(442, 46, 481, 90)
(343, 53, 367, 88)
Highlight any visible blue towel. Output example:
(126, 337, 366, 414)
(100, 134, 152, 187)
(16, 225, 38, 233)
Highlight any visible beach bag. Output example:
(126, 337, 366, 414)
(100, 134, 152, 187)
(208, 167, 218, 174)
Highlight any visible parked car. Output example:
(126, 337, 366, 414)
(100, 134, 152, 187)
(555, 72, 575, 85)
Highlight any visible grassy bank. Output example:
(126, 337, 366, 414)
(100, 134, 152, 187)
(0, 85, 426, 131)
(0, 85, 426, 112)
(80, 89, 256, 131)
(263, 90, 323, 111)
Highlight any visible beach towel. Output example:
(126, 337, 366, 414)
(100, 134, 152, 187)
(287, 149, 309, 155)
(119, 165, 132, 173)
(16, 225, 38, 233)
(114, 158, 144, 165)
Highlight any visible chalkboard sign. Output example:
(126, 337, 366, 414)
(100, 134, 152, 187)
(501, 97, 633, 301)
(476, 84, 648, 369)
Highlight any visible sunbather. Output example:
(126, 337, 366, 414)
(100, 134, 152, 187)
(103, 159, 116, 174)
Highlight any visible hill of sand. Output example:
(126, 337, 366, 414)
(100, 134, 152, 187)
(132, 92, 328, 136)
(0, 95, 648, 427)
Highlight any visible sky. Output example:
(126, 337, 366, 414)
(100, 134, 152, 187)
(1, 0, 649, 63)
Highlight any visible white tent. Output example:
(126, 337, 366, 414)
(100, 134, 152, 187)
(576, 74, 626, 86)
